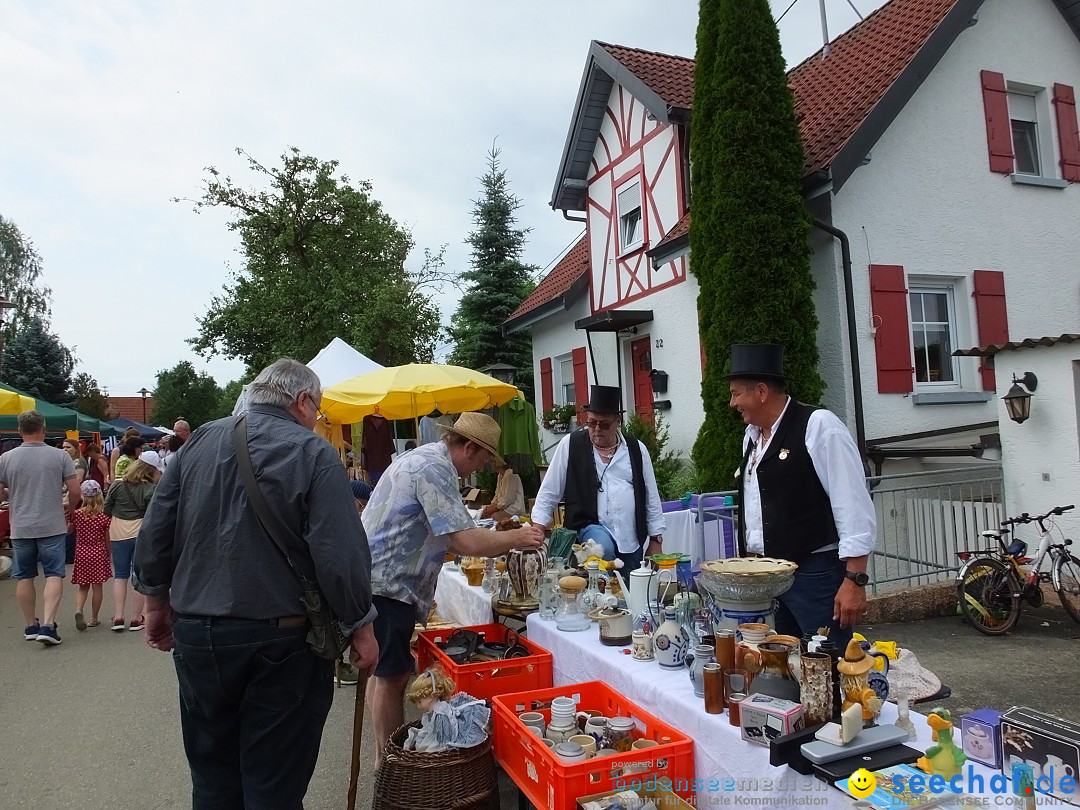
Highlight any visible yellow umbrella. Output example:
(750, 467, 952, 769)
(0, 389, 35, 415)
(320, 363, 522, 424)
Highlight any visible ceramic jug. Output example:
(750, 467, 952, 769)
(746, 641, 800, 702)
(686, 643, 714, 698)
(652, 607, 689, 670)
(616, 560, 660, 630)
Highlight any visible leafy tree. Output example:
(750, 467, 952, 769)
(69, 372, 109, 420)
(690, 0, 824, 490)
(183, 147, 445, 371)
(1, 316, 74, 404)
(149, 361, 223, 429)
(447, 148, 536, 399)
(217, 378, 247, 420)
(0, 215, 53, 349)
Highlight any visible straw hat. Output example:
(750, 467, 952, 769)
(439, 412, 503, 463)
(836, 638, 875, 675)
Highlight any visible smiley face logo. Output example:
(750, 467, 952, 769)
(848, 768, 877, 798)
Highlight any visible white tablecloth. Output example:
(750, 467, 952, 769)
(434, 565, 494, 627)
(526, 615, 1066, 807)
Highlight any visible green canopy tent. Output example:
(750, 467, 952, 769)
(0, 383, 121, 437)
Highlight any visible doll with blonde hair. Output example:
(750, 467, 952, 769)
(69, 480, 113, 630)
(403, 667, 490, 752)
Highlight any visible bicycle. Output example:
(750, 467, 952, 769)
(955, 504, 1079, 636)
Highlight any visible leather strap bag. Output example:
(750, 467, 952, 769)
(232, 413, 349, 661)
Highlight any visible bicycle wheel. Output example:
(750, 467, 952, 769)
(957, 557, 1020, 635)
(1052, 553, 1080, 625)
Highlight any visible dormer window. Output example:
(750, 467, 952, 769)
(616, 179, 644, 254)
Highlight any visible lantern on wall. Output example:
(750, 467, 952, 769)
(1002, 372, 1037, 424)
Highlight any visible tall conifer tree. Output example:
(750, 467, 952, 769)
(448, 148, 536, 400)
(690, 0, 824, 489)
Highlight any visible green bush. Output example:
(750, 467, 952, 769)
(623, 413, 686, 501)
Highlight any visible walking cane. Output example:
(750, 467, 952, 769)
(346, 667, 372, 810)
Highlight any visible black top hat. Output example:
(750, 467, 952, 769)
(583, 385, 624, 414)
(721, 344, 788, 381)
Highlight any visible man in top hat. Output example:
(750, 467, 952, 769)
(363, 411, 544, 766)
(727, 344, 875, 652)
(532, 385, 666, 571)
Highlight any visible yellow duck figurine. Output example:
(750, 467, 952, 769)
(916, 708, 967, 780)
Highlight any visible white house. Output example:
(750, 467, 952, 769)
(505, 0, 1080, 489)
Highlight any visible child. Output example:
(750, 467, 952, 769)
(403, 667, 489, 752)
(70, 480, 113, 631)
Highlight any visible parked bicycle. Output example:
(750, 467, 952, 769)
(955, 504, 1079, 635)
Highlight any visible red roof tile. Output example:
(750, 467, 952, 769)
(652, 211, 691, 253)
(788, 0, 959, 175)
(106, 396, 156, 422)
(507, 236, 589, 323)
(598, 43, 695, 111)
(596, 0, 959, 176)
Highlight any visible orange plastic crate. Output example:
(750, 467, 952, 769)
(493, 681, 695, 810)
(415, 624, 553, 702)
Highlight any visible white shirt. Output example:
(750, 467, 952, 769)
(742, 398, 875, 561)
(532, 432, 666, 554)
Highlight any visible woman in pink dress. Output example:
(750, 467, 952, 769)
(70, 480, 113, 631)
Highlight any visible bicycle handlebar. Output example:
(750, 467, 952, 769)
(1002, 505, 1075, 526)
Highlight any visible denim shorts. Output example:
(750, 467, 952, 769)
(110, 539, 136, 580)
(12, 534, 68, 579)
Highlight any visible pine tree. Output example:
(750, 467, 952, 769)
(690, 0, 824, 491)
(1, 316, 74, 404)
(448, 148, 536, 400)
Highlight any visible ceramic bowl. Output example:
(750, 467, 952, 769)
(697, 557, 798, 603)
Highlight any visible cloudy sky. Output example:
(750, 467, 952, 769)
(0, 0, 884, 397)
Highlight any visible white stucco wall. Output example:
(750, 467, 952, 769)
(831, 0, 1080, 444)
(996, 344, 1080, 529)
(528, 295, 591, 456)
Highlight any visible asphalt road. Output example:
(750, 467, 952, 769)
(2, 571, 1078, 809)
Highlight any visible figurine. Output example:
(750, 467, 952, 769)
(403, 667, 490, 752)
(837, 639, 883, 725)
(916, 708, 967, 780)
(572, 539, 607, 566)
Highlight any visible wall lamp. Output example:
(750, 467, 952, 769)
(1002, 372, 1037, 424)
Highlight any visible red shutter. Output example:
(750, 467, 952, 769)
(540, 357, 554, 413)
(869, 264, 914, 394)
(572, 347, 589, 425)
(972, 270, 1009, 391)
(981, 70, 1014, 174)
(1053, 83, 1080, 182)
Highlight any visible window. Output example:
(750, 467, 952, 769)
(559, 357, 575, 405)
(909, 287, 958, 385)
(616, 180, 643, 253)
(1009, 91, 1041, 175)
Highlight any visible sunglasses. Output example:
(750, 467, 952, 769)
(585, 419, 616, 430)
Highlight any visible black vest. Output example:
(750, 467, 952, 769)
(737, 400, 839, 564)
(563, 429, 648, 549)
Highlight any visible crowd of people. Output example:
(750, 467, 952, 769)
(1, 415, 191, 643)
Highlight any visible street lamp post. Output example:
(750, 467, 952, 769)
(0, 295, 16, 377)
(137, 387, 150, 423)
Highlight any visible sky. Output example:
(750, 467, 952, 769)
(0, 0, 885, 398)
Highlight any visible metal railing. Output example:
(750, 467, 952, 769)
(866, 464, 1005, 595)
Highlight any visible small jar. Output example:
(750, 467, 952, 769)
(605, 716, 636, 753)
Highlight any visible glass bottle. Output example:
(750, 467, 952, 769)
(582, 560, 603, 616)
(704, 662, 725, 714)
(895, 695, 917, 741)
(537, 569, 560, 620)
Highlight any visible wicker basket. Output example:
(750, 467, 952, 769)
(370, 721, 499, 810)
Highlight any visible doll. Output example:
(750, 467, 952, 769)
(403, 667, 490, 752)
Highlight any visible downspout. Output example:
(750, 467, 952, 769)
(563, 210, 586, 223)
(811, 218, 866, 460)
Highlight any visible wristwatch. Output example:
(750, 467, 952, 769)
(844, 571, 870, 587)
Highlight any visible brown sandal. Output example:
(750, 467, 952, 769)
(87, 619, 100, 627)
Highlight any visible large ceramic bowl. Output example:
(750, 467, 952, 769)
(697, 557, 798, 604)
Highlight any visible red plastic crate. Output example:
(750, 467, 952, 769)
(493, 681, 695, 810)
(415, 623, 553, 702)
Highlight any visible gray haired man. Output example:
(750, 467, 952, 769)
(0, 410, 81, 645)
(135, 358, 378, 809)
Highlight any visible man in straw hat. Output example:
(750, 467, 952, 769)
(727, 344, 875, 653)
(532, 385, 666, 571)
(363, 411, 544, 766)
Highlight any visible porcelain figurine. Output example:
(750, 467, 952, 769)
(403, 667, 489, 752)
(652, 606, 689, 669)
(837, 638, 882, 726)
(916, 708, 967, 780)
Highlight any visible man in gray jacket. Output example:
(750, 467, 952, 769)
(134, 358, 377, 809)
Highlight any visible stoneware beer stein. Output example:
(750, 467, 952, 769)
(632, 630, 654, 661)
